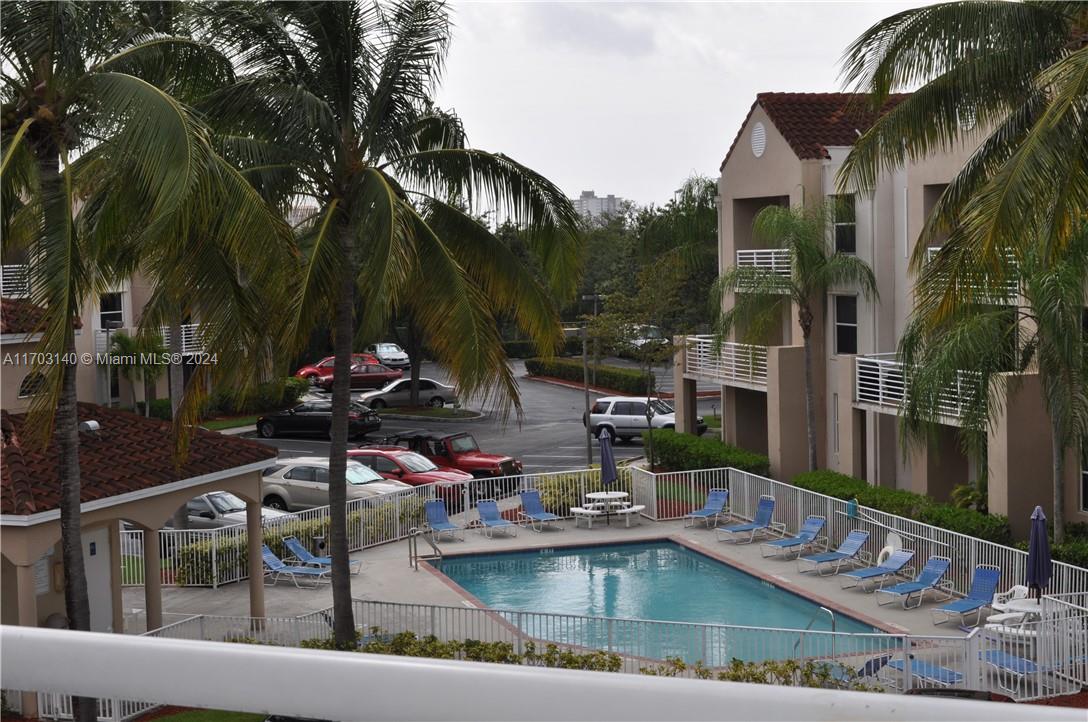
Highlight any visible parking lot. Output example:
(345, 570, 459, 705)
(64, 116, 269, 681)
(252, 360, 720, 473)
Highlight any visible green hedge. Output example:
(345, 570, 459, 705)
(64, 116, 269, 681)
(138, 378, 309, 422)
(644, 429, 770, 476)
(791, 470, 1013, 546)
(524, 357, 653, 395)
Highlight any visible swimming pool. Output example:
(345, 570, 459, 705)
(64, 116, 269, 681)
(437, 541, 888, 663)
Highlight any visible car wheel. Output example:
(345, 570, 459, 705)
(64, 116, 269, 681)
(428, 396, 444, 408)
(593, 425, 613, 440)
(369, 398, 386, 410)
(258, 422, 276, 439)
(263, 495, 287, 511)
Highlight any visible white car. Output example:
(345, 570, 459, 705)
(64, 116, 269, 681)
(358, 377, 458, 409)
(180, 491, 294, 529)
(260, 457, 412, 511)
(364, 342, 411, 369)
(583, 396, 706, 442)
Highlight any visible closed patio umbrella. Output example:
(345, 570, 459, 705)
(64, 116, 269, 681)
(1026, 505, 1052, 601)
(598, 427, 618, 487)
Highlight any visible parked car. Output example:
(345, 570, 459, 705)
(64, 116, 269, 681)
(626, 324, 668, 350)
(314, 362, 402, 391)
(383, 431, 522, 496)
(364, 342, 411, 369)
(178, 491, 294, 529)
(294, 353, 378, 382)
(583, 396, 706, 441)
(260, 457, 412, 511)
(349, 447, 472, 511)
(257, 400, 381, 439)
(358, 377, 458, 409)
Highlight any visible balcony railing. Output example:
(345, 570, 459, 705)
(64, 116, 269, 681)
(924, 246, 1018, 305)
(684, 335, 767, 389)
(735, 249, 791, 277)
(2, 264, 30, 298)
(854, 353, 980, 422)
(94, 327, 134, 354)
(160, 323, 205, 355)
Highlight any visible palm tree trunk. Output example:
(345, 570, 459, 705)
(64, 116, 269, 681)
(1051, 414, 1066, 545)
(329, 230, 356, 649)
(800, 307, 818, 472)
(167, 319, 188, 530)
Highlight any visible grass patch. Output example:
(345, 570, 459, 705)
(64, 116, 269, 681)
(122, 555, 144, 584)
(201, 415, 260, 431)
(377, 406, 478, 418)
(140, 710, 265, 722)
(704, 416, 721, 429)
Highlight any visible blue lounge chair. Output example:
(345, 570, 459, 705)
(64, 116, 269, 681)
(980, 651, 1085, 695)
(424, 499, 465, 542)
(476, 499, 518, 538)
(518, 489, 563, 532)
(261, 544, 330, 588)
(760, 515, 826, 558)
(884, 657, 963, 688)
(931, 565, 1001, 626)
(684, 488, 730, 528)
(282, 535, 361, 575)
(839, 548, 915, 592)
(716, 495, 783, 543)
(797, 530, 870, 576)
(876, 556, 953, 609)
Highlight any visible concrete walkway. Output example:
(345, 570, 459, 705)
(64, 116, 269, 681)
(124, 518, 968, 639)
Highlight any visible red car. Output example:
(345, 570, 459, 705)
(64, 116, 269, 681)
(385, 431, 523, 498)
(348, 446, 472, 511)
(295, 354, 379, 382)
(315, 363, 402, 391)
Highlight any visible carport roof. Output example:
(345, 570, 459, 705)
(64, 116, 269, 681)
(1, 403, 276, 517)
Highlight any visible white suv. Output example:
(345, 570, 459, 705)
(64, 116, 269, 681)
(583, 396, 706, 442)
(261, 457, 412, 511)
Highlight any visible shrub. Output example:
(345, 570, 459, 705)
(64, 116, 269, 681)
(524, 357, 652, 395)
(1015, 536, 1088, 568)
(202, 377, 310, 418)
(791, 470, 1013, 545)
(645, 429, 770, 475)
(503, 338, 583, 359)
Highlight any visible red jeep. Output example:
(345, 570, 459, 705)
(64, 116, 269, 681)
(347, 446, 472, 513)
(383, 431, 523, 497)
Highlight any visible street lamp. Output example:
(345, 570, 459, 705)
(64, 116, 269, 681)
(102, 319, 124, 408)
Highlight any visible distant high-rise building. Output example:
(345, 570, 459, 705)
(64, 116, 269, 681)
(571, 190, 625, 220)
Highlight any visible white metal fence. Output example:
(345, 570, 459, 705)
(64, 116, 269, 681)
(735, 249, 791, 280)
(159, 323, 206, 354)
(854, 353, 980, 421)
(924, 246, 1019, 305)
(684, 336, 768, 388)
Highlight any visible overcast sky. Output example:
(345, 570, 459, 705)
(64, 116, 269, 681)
(436, 1, 924, 207)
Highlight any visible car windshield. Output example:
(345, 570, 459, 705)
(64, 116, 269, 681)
(350, 401, 372, 413)
(651, 400, 674, 415)
(346, 464, 384, 485)
(376, 343, 401, 353)
(207, 492, 246, 514)
(397, 452, 438, 473)
(448, 435, 478, 453)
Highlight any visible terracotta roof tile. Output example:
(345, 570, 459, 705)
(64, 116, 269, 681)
(1, 296, 83, 335)
(1, 403, 276, 516)
(722, 92, 910, 169)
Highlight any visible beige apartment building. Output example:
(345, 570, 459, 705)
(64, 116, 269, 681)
(673, 92, 1087, 538)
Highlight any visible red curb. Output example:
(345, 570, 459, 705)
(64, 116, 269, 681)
(524, 374, 720, 399)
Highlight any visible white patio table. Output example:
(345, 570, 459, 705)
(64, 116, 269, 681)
(585, 490, 629, 526)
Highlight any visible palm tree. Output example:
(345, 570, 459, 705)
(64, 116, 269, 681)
(713, 204, 878, 472)
(109, 331, 168, 415)
(838, 1, 1088, 330)
(900, 225, 1088, 543)
(196, 1, 581, 648)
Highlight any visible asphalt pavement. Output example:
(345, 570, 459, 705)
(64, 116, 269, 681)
(250, 360, 720, 473)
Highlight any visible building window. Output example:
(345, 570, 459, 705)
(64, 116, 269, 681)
(18, 372, 45, 398)
(833, 194, 856, 254)
(99, 292, 123, 328)
(834, 295, 858, 355)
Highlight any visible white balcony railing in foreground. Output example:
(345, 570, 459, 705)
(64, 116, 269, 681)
(2, 627, 1078, 722)
(736, 248, 792, 279)
(684, 335, 768, 388)
(854, 353, 980, 421)
(1, 264, 30, 297)
(924, 246, 1019, 305)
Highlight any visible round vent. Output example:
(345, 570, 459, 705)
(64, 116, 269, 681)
(751, 122, 766, 158)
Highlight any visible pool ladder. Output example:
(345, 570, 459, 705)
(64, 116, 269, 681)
(794, 606, 835, 659)
(407, 527, 442, 571)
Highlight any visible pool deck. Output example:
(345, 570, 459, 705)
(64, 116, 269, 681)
(124, 518, 972, 639)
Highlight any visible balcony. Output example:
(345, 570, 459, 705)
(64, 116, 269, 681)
(924, 246, 1018, 305)
(854, 353, 979, 423)
(94, 327, 134, 354)
(684, 335, 767, 390)
(735, 249, 790, 293)
(160, 323, 206, 355)
(2, 264, 30, 298)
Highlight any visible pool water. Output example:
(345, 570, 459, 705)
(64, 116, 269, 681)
(437, 541, 887, 663)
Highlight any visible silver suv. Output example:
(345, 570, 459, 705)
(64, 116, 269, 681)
(583, 396, 706, 442)
(261, 457, 412, 511)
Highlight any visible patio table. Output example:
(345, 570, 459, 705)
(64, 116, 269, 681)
(585, 491, 629, 526)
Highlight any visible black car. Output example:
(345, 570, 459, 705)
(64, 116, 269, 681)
(257, 400, 381, 439)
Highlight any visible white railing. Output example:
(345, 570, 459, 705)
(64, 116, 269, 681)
(159, 323, 205, 355)
(1, 264, 30, 297)
(34, 693, 154, 722)
(736, 249, 791, 281)
(10, 627, 1076, 722)
(684, 335, 768, 388)
(924, 246, 1019, 305)
(854, 353, 980, 421)
(628, 467, 1088, 600)
(93, 327, 134, 354)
